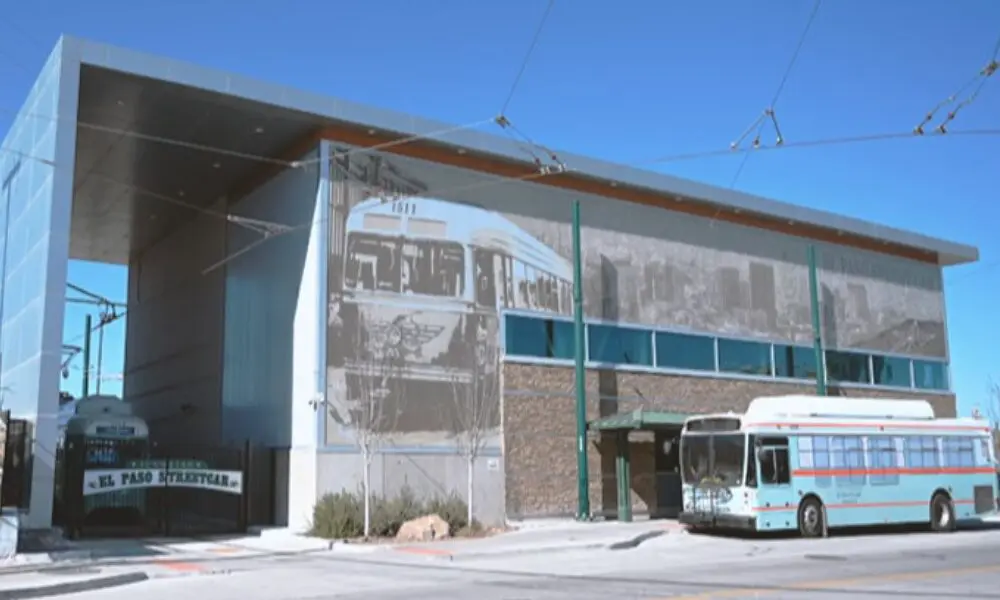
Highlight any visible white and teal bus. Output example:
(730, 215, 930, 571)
(679, 395, 998, 537)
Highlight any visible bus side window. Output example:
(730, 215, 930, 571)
(759, 437, 791, 485)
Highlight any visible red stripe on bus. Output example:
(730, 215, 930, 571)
(754, 499, 975, 512)
(746, 422, 989, 432)
(793, 467, 994, 477)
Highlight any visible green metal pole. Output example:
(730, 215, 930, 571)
(572, 200, 590, 520)
(82, 314, 92, 398)
(807, 245, 827, 396)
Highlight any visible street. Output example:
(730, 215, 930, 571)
(59, 526, 1000, 599)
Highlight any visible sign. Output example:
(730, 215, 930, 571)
(82, 468, 244, 496)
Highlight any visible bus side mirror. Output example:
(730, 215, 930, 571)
(756, 448, 768, 462)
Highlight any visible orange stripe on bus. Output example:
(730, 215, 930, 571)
(792, 467, 994, 477)
(753, 499, 975, 512)
(747, 422, 989, 432)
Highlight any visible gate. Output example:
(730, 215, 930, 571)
(62, 440, 250, 538)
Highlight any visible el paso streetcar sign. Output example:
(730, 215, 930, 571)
(83, 467, 243, 496)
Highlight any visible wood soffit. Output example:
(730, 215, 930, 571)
(247, 123, 939, 265)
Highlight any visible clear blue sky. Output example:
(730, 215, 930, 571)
(1, 0, 997, 413)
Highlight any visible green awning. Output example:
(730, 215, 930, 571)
(588, 409, 689, 431)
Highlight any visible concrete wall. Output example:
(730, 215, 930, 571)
(0, 40, 78, 528)
(316, 450, 505, 526)
(124, 199, 227, 445)
(220, 145, 326, 531)
(220, 147, 321, 446)
(503, 363, 957, 519)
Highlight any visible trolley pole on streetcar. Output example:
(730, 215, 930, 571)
(81, 314, 92, 398)
(571, 200, 590, 520)
(807, 245, 827, 396)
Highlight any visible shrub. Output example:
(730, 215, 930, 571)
(425, 492, 470, 533)
(310, 488, 472, 539)
(310, 491, 363, 539)
(371, 486, 423, 537)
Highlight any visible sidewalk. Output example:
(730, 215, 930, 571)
(389, 518, 688, 560)
(0, 518, 689, 586)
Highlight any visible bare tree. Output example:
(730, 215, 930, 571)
(985, 379, 1000, 455)
(348, 321, 402, 538)
(447, 334, 501, 526)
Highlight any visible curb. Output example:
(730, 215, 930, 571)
(393, 540, 613, 562)
(0, 572, 149, 600)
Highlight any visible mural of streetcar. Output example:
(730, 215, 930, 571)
(329, 195, 573, 436)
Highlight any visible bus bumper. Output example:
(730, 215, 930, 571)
(679, 511, 756, 531)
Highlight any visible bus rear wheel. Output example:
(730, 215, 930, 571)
(930, 493, 956, 533)
(797, 497, 824, 538)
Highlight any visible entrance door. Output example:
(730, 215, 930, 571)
(654, 429, 682, 518)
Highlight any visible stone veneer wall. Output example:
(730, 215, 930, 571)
(502, 363, 957, 520)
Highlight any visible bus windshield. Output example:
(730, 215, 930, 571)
(681, 433, 746, 487)
(345, 233, 465, 297)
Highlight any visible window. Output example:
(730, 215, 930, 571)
(587, 324, 653, 366)
(913, 360, 948, 391)
(810, 436, 832, 487)
(831, 436, 867, 485)
(717, 339, 771, 376)
(825, 350, 870, 384)
(905, 436, 939, 468)
(942, 436, 975, 468)
(655, 332, 715, 371)
(504, 315, 574, 359)
(872, 355, 911, 388)
(758, 437, 790, 485)
(867, 436, 899, 485)
(774, 345, 818, 379)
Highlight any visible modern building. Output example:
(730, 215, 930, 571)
(0, 36, 977, 530)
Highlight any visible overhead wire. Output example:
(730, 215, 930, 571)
(5, 124, 999, 276)
(493, 0, 565, 175)
(729, 0, 822, 190)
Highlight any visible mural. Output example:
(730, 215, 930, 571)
(324, 143, 947, 445)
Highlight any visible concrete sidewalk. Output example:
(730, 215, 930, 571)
(389, 519, 687, 560)
(0, 519, 688, 582)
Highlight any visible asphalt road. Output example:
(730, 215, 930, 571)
(69, 527, 1000, 600)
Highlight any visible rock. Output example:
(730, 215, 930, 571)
(395, 514, 451, 542)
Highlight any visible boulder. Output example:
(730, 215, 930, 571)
(395, 514, 450, 542)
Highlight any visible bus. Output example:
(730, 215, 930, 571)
(678, 395, 998, 537)
(335, 195, 573, 433)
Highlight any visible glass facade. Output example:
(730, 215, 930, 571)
(503, 311, 951, 392)
(0, 40, 77, 527)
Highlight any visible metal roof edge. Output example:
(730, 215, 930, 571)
(61, 35, 980, 267)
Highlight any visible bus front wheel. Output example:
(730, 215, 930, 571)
(797, 497, 825, 538)
(930, 493, 956, 533)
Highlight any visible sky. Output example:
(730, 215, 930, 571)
(0, 0, 997, 414)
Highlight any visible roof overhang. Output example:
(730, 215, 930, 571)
(589, 409, 689, 432)
(59, 35, 979, 266)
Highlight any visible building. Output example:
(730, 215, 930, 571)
(0, 36, 977, 530)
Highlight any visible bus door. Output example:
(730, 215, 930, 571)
(754, 436, 792, 510)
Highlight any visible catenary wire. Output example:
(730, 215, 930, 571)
(730, 0, 822, 190)
(0, 104, 497, 171)
(499, 0, 557, 117)
(38, 124, 1000, 347)
(6, 125, 999, 275)
(201, 125, 1000, 273)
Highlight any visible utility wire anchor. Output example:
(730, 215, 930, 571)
(494, 114, 567, 174)
(915, 59, 998, 135)
(730, 108, 785, 151)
